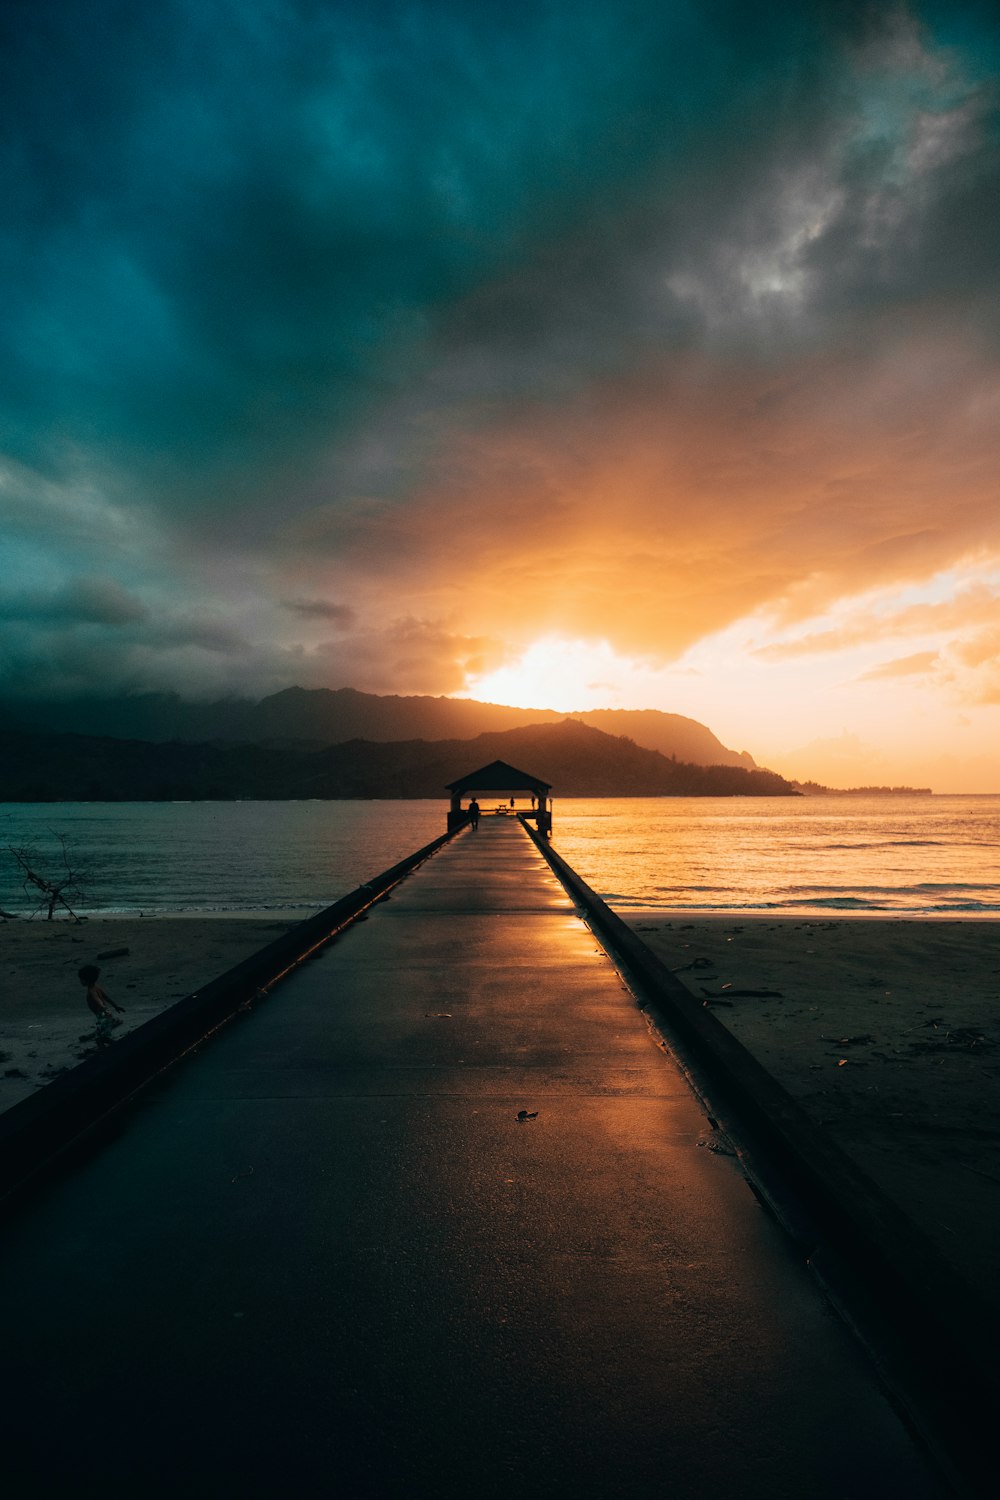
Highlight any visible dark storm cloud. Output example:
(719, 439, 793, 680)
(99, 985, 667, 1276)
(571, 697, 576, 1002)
(1, 1, 999, 700)
(0, 576, 148, 626)
(4, 0, 721, 493)
(427, 7, 1000, 388)
(0, 0, 884, 499)
(281, 598, 355, 627)
(313, 616, 508, 695)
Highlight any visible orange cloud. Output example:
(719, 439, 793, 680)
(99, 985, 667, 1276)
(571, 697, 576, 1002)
(857, 651, 939, 680)
(952, 625, 1000, 669)
(284, 328, 1000, 677)
(756, 583, 1000, 660)
(949, 626, 1000, 706)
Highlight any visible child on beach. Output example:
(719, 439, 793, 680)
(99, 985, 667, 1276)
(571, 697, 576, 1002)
(78, 964, 125, 1046)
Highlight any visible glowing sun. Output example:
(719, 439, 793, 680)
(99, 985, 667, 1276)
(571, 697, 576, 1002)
(460, 637, 652, 712)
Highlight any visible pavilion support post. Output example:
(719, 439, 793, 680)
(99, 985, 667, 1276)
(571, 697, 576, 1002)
(447, 792, 466, 832)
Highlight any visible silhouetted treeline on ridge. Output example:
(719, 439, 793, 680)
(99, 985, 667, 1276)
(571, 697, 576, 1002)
(791, 781, 932, 796)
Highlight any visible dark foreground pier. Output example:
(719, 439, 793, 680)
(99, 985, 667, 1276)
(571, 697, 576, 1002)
(0, 819, 951, 1496)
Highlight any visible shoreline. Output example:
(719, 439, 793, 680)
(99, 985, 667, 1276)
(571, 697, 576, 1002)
(613, 907, 1000, 921)
(49, 908, 324, 921)
(47, 904, 1000, 922)
(3, 909, 998, 1316)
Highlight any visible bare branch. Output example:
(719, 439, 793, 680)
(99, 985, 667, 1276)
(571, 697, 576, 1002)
(6, 833, 91, 921)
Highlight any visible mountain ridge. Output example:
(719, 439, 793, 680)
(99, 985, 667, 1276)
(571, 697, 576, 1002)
(0, 717, 796, 801)
(0, 686, 755, 769)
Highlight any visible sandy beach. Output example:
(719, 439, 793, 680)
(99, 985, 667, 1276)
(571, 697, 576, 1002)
(630, 914, 1000, 1310)
(0, 914, 304, 1112)
(3, 909, 999, 1313)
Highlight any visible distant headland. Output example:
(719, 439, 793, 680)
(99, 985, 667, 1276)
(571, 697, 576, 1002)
(792, 781, 933, 796)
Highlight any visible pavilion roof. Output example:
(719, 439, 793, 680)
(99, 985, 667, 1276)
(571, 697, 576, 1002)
(445, 759, 552, 794)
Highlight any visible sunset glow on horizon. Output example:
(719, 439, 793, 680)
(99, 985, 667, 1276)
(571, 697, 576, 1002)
(2, 4, 999, 791)
(460, 551, 1000, 793)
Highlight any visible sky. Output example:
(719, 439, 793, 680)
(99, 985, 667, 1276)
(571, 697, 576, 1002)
(1, 0, 999, 791)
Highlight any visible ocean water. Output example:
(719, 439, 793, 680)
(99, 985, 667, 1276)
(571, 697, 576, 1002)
(553, 794, 1000, 916)
(0, 801, 446, 917)
(1, 795, 998, 918)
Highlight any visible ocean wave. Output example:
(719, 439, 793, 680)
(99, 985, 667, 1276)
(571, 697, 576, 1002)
(821, 840, 945, 850)
(781, 882, 999, 895)
(911, 882, 1000, 892)
(613, 895, 1000, 915)
(652, 884, 729, 894)
(919, 901, 1000, 913)
(777, 896, 895, 910)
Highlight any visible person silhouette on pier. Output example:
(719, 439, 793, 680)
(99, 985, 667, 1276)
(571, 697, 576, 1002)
(468, 798, 480, 830)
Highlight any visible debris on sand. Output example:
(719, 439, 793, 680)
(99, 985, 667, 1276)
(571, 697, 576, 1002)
(909, 1026, 992, 1055)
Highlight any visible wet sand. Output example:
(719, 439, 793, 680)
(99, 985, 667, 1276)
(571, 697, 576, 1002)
(3, 910, 999, 1312)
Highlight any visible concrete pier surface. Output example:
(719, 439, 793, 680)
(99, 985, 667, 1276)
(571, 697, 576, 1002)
(1, 818, 944, 1497)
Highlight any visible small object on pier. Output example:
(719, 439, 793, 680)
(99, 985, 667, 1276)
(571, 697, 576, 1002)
(516, 1109, 538, 1121)
(703, 1139, 736, 1156)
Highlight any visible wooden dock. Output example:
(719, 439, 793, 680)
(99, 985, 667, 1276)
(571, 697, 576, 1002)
(0, 818, 944, 1497)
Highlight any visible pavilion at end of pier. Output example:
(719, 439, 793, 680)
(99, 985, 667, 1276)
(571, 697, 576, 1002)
(445, 757, 553, 835)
